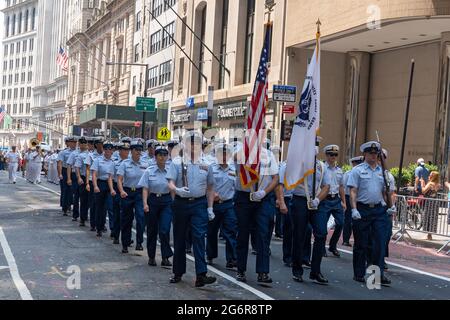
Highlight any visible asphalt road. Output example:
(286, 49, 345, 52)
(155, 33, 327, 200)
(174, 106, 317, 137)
(0, 171, 449, 300)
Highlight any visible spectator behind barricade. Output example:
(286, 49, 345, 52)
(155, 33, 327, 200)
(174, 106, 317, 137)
(444, 180, 450, 226)
(414, 158, 429, 195)
(421, 171, 440, 240)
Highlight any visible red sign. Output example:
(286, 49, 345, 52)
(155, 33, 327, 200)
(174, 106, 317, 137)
(134, 121, 141, 128)
(282, 105, 296, 114)
(37, 132, 43, 142)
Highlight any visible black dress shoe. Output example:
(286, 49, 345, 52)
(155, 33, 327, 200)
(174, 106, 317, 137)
(257, 273, 273, 283)
(328, 248, 341, 257)
(63, 212, 68, 216)
(353, 276, 365, 283)
(72, 218, 77, 222)
(135, 244, 143, 251)
(79, 221, 85, 227)
(122, 248, 128, 253)
(148, 258, 157, 266)
(207, 258, 213, 265)
(96, 232, 102, 237)
(310, 273, 329, 285)
(185, 249, 192, 254)
(90, 227, 96, 232)
(195, 274, 217, 287)
(161, 258, 172, 267)
(302, 261, 311, 269)
(236, 272, 246, 282)
(170, 274, 182, 283)
(342, 242, 352, 247)
(381, 275, 391, 287)
(113, 238, 119, 245)
(293, 271, 304, 283)
(225, 261, 237, 269)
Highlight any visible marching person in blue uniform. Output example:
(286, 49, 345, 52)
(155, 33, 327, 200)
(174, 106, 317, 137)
(117, 140, 149, 253)
(67, 137, 83, 222)
(289, 151, 330, 284)
(91, 141, 115, 237)
(322, 145, 346, 257)
(142, 139, 156, 165)
(234, 140, 279, 284)
(139, 145, 174, 267)
(57, 136, 77, 216)
(85, 137, 104, 231)
(110, 142, 130, 244)
(72, 137, 89, 225)
(347, 141, 394, 286)
(342, 156, 364, 246)
(166, 131, 217, 287)
(206, 142, 238, 269)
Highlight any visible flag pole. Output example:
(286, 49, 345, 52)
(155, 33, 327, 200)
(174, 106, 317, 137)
(312, 19, 321, 202)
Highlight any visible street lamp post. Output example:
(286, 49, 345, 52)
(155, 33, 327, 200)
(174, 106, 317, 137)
(106, 61, 149, 139)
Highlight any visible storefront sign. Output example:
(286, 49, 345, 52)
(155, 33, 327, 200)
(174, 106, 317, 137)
(171, 112, 191, 123)
(217, 103, 247, 120)
(197, 108, 208, 121)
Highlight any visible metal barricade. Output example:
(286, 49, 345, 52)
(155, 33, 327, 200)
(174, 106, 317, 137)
(394, 194, 450, 254)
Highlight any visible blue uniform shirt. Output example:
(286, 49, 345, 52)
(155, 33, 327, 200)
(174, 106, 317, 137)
(57, 148, 76, 168)
(141, 153, 156, 166)
(292, 160, 327, 197)
(347, 162, 393, 205)
(117, 158, 149, 188)
(166, 158, 215, 198)
(74, 150, 90, 177)
(324, 163, 344, 195)
(91, 156, 115, 180)
(343, 170, 352, 196)
(113, 158, 128, 183)
(84, 150, 103, 181)
(278, 161, 294, 198)
(138, 164, 171, 194)
(67, 149, 80, 167)
(212, 163, 236, 201)
(415, 165, 429, 192)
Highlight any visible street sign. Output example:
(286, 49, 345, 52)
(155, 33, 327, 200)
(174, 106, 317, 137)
(136, 97, 156, 112)
(273, 85, 297, 102)
(281, 120, 294, 141)
(186, 97, 195, 108)
(157, 127, 171, 141)
(282, 105, 296, 114)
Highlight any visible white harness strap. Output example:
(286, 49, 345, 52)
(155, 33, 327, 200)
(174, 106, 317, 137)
(304, 160, 325, 203)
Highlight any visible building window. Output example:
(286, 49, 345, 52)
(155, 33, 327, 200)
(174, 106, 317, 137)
(29, 39, 34, 51)
(162, 22, 174, 49)
(136, 11, 141, 31)
(31, 8, 36, 30)
(17, 41, 20, 53)
(12, 14, 15, 36)
(21, 72, 25, 82)
(150, 30, 161, 54)
(2, 76, 6, 85)
(16, 58, 19, 68)
(28, 71, 32, 82)
(5, 16, 9, 37)
(19, 103, 23, 114)
(152, 0, 163, 18)
(22, 57, 26, 67)
(134, 44, 140, 62)
(24, 10, 28, 32)
(13, 104, 17, 114)
(243, 0, 255, 84)
(23, 40, 27, 52)
(3, 61, 7, 71)
(148, 66, 158, 88)
(14, 73, 19, 83)
(159, 60, 172, 85)
(10, 43, 14, 55)
(178, 58, 185, 94)
(29, 56, 33, 66)
(27, 87, 31, 97)
(219, 0, 229, 89)
(20, 87, 24, 98)
(6, 104, 10, 114)
(14, 88, 17, 99)
(181, 17, 187, 47)
(4, 45, 8, 56)
(197, 6, 207, 93)
(132, 76, 136, 95)
(1, 90, 5, 100)
(26, 103, 30, 114)
(164, 0, 176, 10)
(7, 89, 11, 99)
(18, 12, 22, 34)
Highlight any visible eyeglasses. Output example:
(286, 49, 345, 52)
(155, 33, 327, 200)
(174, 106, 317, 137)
(327, 153, 338, 157)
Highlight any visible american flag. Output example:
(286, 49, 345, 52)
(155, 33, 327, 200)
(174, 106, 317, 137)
(0, 106, 5, 123)
(239, 23, 272, 188)
(56, 46, 69, 72)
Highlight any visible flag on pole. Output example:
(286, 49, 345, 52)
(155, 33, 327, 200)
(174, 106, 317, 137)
(56, 46, 69, 72)
(284, 27, 321, 190)
(239, 23, 272, 188)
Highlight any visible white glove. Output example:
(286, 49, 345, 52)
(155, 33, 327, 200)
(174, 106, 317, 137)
(252, 190, 266, 201)
(387, 205, 396, 216)
(207, 207, 215, 221)
(352, 208, 361, 220)
(175, 187, 190, 197)
(311, 197, 320, 208)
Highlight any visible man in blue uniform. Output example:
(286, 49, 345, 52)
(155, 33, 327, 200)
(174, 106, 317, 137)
(57, 136, 77, 216)
(85, 137, 104, 231)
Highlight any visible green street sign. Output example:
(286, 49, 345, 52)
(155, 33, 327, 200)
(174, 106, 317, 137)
(136, 97, 156, 112)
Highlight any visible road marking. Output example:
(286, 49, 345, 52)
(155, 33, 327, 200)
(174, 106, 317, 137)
(26, 179, 275, 300)
(337, 247, 450, 283)
(0, 227, 33, 300)
(0, 266, 9, 270)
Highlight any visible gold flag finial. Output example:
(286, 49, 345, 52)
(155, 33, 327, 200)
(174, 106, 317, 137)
(316, 19, 321, 36)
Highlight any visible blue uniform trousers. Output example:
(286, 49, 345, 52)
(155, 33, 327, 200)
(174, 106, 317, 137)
(323, 197, 344, 251)
(94, 180, 109, 232)
(172, 196, 208, 276)
(106, 193, 114, 231)
(291, 196, 328, 276)
(353, 203, 389, 278)
(71, 173, 80, 219)
(111, 183, 121, 240)
(120, 188, 144, 247)
(234, 191, 276, 274)
(207, 200, 237, 263)
(281, 197, 293, 264)
(61, 168, 71, 213)
(78, 176, 89, 222)
(88, 180, 96, 228)
(146, 193, 173, 259)
(343, 195, 353, 243)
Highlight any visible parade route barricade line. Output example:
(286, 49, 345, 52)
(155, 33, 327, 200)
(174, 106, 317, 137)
(24, 177, 275, 301)
(0, 227, 33, 300)
(336, 247, 450, 283)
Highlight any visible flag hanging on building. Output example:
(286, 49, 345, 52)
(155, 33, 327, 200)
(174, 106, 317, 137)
(56, 46, 69, 72)
(2, 113, 12, 130)
(284, 28, 321, 190)
(239, 23, 272, 188)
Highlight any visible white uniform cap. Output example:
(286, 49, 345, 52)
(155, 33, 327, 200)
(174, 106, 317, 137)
(417, 158, 425, 165)
(360, 141, 381, 153)
(323, 145, 339, 153)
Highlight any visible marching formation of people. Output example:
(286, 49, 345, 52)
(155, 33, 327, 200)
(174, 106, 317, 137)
(38, 132, 397, 288)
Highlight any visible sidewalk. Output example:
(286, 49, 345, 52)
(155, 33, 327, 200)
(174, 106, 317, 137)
(392, 227, 450, 253)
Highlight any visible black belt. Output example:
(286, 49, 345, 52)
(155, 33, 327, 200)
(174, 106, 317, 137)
(214, 199, 233, 204)
(150, 193, 170, 198)
(326, 194, 340, 200)
(97, 179, 108, 182)
(357, 202, 383, 209)
(175, 195, 206, 202)
(124, 187, 142, 192)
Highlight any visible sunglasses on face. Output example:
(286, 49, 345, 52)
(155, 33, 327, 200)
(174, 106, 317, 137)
(327, 153, 338, 157)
